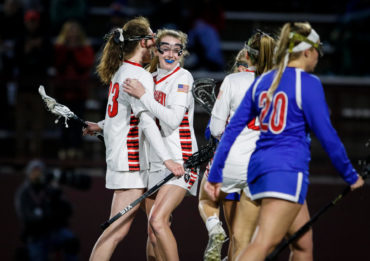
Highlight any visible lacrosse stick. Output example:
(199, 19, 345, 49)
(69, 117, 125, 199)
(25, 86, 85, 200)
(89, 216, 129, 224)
(266, 161, 369, 260)
(38, 86, 104, 142)
(101, 137, 217, 230)
(192, 78, 217, 115)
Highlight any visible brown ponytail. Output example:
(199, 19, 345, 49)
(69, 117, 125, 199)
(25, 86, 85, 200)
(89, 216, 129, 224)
(267, 22, 311, 100)
(147, 29, 189, 74)
(97, 17, 151, 84)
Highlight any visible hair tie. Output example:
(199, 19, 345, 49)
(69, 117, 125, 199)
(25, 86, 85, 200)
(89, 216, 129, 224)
(113, 28, 124, 44)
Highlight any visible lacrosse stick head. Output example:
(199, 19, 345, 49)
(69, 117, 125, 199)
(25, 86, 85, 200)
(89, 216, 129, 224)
(184, 138, 216, 169)
(192, 78, 216, 115)
(38, 85, 76, 127)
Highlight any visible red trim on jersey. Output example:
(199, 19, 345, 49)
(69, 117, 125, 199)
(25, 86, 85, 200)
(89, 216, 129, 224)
(153, 66, 180, 85)
(127, 110, 140, 171)
(245, 69, 255, 73)
(123, 60, 142, 68)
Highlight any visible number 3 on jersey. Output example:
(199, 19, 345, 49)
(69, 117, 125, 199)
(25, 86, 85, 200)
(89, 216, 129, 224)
(108, 82, 119, 117)
(258, 91, 288, 134)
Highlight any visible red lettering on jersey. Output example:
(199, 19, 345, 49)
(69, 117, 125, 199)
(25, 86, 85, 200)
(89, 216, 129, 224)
(154, 90, 167, 130)
(247, 118, 260, 131)
(154, 90, 166, 106)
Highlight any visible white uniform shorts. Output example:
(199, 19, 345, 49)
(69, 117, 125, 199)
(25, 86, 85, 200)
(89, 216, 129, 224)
(106, 169, 149, 189)
(221, 177, 251, 198)
(149, 168, 199, 196)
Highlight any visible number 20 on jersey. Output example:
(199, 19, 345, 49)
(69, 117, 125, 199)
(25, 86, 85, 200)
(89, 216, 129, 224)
(258, 91, 288, 134)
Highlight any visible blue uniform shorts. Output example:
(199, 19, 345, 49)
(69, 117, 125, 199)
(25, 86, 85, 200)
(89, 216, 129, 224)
(225, 192, 240, 201)
(248, 171, 309, 205)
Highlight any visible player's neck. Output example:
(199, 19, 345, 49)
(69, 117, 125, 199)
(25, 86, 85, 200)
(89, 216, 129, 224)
(126, 52, 144, 67)
(287, 59, 307, 71)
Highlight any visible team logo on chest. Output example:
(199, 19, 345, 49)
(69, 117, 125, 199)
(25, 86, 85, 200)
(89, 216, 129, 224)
(154, 90, 167, 106)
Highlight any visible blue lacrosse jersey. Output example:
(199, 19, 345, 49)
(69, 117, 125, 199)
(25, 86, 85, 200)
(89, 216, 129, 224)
(208, 67, 358, 186)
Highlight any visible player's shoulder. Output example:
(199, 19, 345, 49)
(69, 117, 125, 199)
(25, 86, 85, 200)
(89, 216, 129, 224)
(300, 70, 321, 85)
(226, 71, 255, 83)
(177, 67, 194, 80)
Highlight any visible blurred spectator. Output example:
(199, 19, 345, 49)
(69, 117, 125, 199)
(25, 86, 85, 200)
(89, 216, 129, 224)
(13, 9, 53, 159)
(185, 0, 225, 71)
(54, 21, 94, 159)
(50, 0, 87, 35)
(106, 0, 128, 31)
(330, 0, 370, 75)
(0, 0, 24, 41)
(14, 159, 80, 261)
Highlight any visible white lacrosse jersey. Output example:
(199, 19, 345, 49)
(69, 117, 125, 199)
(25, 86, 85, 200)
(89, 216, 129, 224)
(211, 69, 260, 180)
(149, 66, 198, 187)
(104, 61, 152, 172)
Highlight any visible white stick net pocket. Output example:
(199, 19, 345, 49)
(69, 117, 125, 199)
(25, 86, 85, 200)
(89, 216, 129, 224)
(38, 86, 75, 128)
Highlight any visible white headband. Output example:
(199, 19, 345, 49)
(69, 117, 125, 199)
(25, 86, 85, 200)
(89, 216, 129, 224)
(290, 29, 319, 53)
(283, 28, 320, 71)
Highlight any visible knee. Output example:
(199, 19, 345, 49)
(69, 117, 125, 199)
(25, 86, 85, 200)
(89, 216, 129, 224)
(291, 229, 313, 253)
(149, 214, 166, 235)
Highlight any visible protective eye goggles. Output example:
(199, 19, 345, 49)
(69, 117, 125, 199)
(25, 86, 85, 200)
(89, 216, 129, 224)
(236, 62, 249, 68)
(157, 42, 184, 56)
(288, 32, 324, 58)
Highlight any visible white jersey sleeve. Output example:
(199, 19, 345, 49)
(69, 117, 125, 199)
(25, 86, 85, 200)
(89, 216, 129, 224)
(210, 116, 226, 140)
(212, 76, 232, 121)
(166, 73, 193, 108)
(98, 120, 105, 130)
(140, 93, 187, 130)
(139, 111, 171, 163)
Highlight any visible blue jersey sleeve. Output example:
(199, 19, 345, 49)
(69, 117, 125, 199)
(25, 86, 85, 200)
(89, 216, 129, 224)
(207, 84, 257, 183)
(301, 74, 358, 185)
(205, 119, 211, 141)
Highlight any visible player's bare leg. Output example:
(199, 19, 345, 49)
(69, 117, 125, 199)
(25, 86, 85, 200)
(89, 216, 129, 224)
(287, 201, 313, 261)
(222, 199, 239, 261)
(199, 175, 229, 260)
(146, 193, 164, 261)
(89, 189, 144, 261)
(236, 198, 302, 261)
(149, 185, 186, 261)
(232, 192, 259, 260)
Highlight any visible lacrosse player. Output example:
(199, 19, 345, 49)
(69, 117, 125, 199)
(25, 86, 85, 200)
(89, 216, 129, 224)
(199, 32, 276, 261)
(206, 22, 364, 261)
(84, 17, 184, 261)
(123, 29, 198, 261)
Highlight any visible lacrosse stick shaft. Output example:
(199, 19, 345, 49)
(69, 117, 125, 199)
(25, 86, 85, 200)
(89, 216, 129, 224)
(266, 173, 368, 260)
(101, 172, 176, 230)
(72, 115, 104, 142)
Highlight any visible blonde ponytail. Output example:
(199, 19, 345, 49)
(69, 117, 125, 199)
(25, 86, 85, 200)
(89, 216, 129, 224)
(267, 22, 312, 100)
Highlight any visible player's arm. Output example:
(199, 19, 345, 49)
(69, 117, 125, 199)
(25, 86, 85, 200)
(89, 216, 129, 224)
(210, 77, 231, 140)
(129, 76, 184, 176)
(123, 76, 188, 129)
(207, 82, 257, 183)
(301, 75, 360, 186)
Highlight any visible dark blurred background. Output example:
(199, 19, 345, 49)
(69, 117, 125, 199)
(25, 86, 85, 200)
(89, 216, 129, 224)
(1, 0, 369, 260)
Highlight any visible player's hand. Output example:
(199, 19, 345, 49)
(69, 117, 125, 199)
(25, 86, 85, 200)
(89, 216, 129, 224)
(204, 181, 222, 201)
(164, 159, 185, 177)
(123, 78, 146, 99)
(351, 175, 365, 191)
(83, 121, 102, 136)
